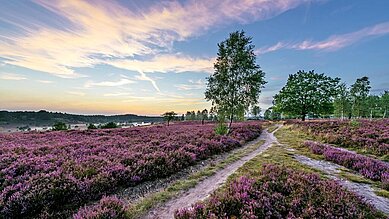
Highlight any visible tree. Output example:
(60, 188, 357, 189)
(251, 105, 261, 119)
(273, 70, 340, 121)
(101, 122, 118, 129)
(333, 83, 351, 120)
(381, 91, 389, 118)
(52, 122, 68, 131)
(366, 95, 379, 119)
(264, 107, 281, 120)
(350, 76, 371, 118)
(201, 109, 208, 125)
(162, 111, 177, 126)
(205, 30, 266, 129)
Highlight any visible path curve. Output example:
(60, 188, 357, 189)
(144, 125, 282, 219)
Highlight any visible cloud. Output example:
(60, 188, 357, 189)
(257, 21, 389, 54)
(107, 54, 215, 74)
(103, 92, 132, 97)
(66, 91, 85, 96)
(0, 73, 27, 80)
(175, 79, 206, 91)
(36, 80, 54, 84)
(0, 0, 310, 78)
(84, 78, 136, 88)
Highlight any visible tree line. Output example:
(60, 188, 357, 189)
(267, 72, 388, 120)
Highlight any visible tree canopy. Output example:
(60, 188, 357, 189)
(273, 70, 340, 121)
(162, 111, 177, 126)
(205, 30, 266, 128)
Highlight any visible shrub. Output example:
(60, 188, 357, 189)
(73, 196, 129, 219)
(100, 122, 118, 129)
(87, 123, 97, 129)
(52, 122, 68, 131)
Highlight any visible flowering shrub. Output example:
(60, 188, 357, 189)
(291, 119, 389, 157)
(73, 196, 128, 219)
(175, 164, 384, 218)
(0, 122, 262, 218)
(305, 141, 389, 190)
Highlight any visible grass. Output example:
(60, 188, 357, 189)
(126, 139, 265, 218)
(375, 189, 389, 198)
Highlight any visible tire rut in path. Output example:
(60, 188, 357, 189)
(144, 125, 281, 219)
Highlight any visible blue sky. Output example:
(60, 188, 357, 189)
(0, 0, 388, 115)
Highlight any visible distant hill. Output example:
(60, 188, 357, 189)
(0, 110, 163, 126)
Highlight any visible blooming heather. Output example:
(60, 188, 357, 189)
(291, 119, 389, 157)
(175, 164, 384, 219)
(73, 196, 128, 219)
(305, 140, 389, 190)
(0, 122, 262, 218)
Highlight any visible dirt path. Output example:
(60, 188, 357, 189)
(294, 154, 389, 214)
(144, 125, 282, 219)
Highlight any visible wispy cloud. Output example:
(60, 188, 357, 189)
(175, 79, 206, 91)
(257, 21, 389, 54)
(36, 80, 54, 84)
(0, 0, 310, 78)
(66, 91, 85, 96)
(84, 78, 136, 88)
(0, 73, 27, 80)
(103, 92, 132, 97)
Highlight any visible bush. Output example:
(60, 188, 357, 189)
(73, 196, 129, 219)
(100, 122, 118, 129)
(87, 123, 97, 129)
(52, 122, 68, 131)
(214, 122, 228, 135)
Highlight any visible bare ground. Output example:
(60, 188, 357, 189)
(144, 125, 282, 219)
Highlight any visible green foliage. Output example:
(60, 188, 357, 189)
(251, 105, 261, 119)
(52, 122, 68, 131)
(205, 30, 266, 128)
(87, 123, 97, 129)
(264, 107, 281, 120)
(273, 70, 340, 121)
(100, 122, 118, 129)
(162, 111, 177, 126)
(349, 120, 360, 128)
(333, 83, 352, 119)
(214, 122, 228, 135)
(350, 76, 371, 118)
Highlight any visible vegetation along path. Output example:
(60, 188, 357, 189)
(144, 125, 282, 218)
(293, 152, 389, 214)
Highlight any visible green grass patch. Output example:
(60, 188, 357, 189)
(126, 139, 265, 218)
(375, 189, 389, 198)
(338, 171, 373, 184)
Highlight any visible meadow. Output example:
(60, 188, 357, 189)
(0, 122, 262, 218)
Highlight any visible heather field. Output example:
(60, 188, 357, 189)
(175, 164, 384, 219)
(0, 122, 262, 218)
(290, 119, 389, 159)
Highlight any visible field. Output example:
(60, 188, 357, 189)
(1, 120, 389, 218)
(174, 120, 389, 218)
(289, 119, 389, 159)
(0, 122, 262, 218)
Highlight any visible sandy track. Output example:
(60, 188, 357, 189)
(144, 125, 281, 219)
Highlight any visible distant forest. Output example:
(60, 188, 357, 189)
(0, 110, 163, 126)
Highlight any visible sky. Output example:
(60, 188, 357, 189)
(0, 0, 389, 116)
